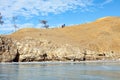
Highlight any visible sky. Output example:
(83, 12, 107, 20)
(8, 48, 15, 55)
(0, 0, 120, 34)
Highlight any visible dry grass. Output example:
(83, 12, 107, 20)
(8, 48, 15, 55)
(8, 16, 120, 53)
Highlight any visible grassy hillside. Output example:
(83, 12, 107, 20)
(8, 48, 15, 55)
(8, 16, 120, 53)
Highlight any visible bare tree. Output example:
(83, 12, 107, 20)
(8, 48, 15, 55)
(12, 16, 18, 32)
(0, 12, 4, 25)
(40, 20, 49, 29)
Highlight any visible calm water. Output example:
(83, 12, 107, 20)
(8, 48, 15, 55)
(0, 61, 120, 80)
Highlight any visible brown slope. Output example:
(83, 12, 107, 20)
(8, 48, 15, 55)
(8, 16, 120, 53)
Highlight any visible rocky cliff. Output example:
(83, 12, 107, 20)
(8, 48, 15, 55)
(17, 37, 119, 62)
(0, 36, 118, 62)
(0, 36, 18, 62)
(14, 37, 84, 62)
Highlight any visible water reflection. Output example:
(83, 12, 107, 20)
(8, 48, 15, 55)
(0, 62, 120, 80)
(0, 63, 19, 80)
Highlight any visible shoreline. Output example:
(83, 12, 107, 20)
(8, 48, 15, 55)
(1, 60, 120, 64)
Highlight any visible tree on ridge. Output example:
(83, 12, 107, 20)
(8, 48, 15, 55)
(12, 16, 18, 32)
(40, 20, 49, 29)
(0, 12, 4, 25)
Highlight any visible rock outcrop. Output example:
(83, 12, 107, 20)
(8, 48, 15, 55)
(14, 37, 118, 62)
(15, 37, 83, 62)
(0, 36, 119, 62)
(0, 36, 18, 62)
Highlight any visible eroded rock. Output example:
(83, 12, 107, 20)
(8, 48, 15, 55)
(0, 36, 119, 62)
(0, 36, 18, 62)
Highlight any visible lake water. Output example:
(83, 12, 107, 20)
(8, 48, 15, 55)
(0, 61, 120, 80)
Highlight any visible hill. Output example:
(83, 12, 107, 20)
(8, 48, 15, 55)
(3, 16, 120, 62)
(9, 16, 120, 52)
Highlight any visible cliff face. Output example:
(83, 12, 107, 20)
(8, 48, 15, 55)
(0, 36, 17, 62)
(15, 37, 84, 62)
(11, 37, 118, 62)
(0, 36, 118, 62)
